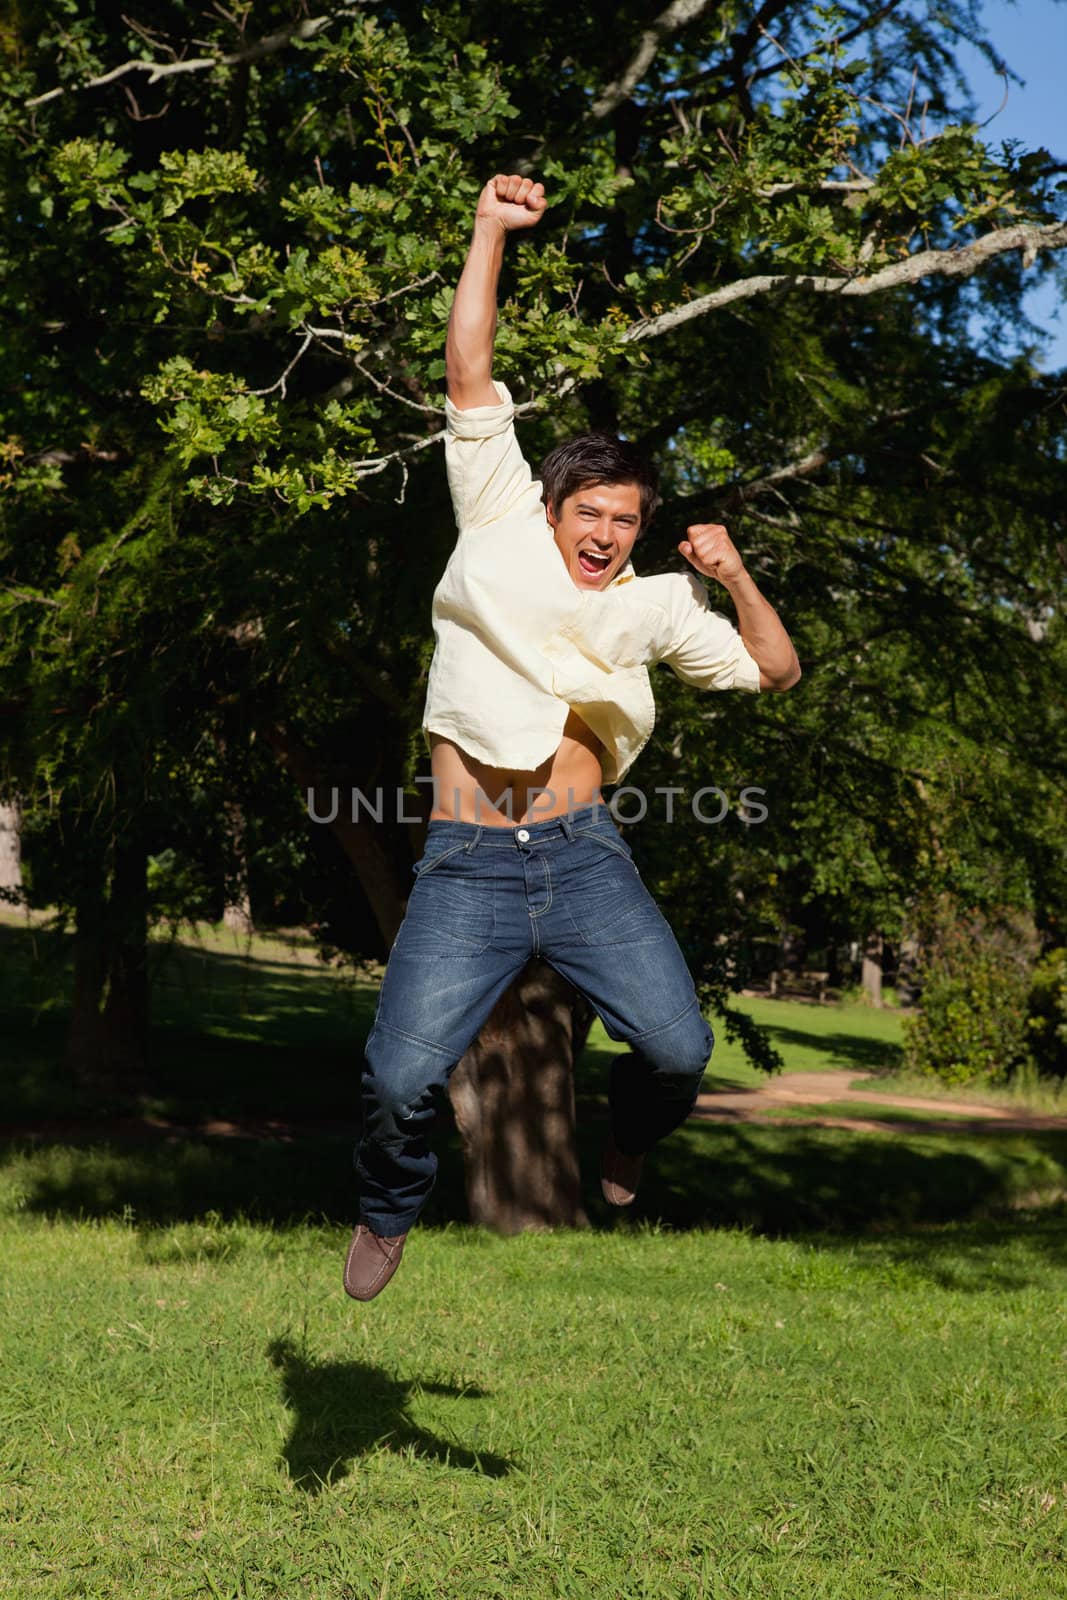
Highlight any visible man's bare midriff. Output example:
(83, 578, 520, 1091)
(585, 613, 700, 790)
(429, 711, 605, 825)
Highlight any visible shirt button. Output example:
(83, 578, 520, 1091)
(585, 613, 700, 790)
(516, 828, 530, 842)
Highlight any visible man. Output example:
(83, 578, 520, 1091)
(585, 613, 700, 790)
(344, 173, 800, 1301)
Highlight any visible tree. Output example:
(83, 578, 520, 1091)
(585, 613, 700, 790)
(1, 1, 1064, 1218)
(0, 797, 21, 904)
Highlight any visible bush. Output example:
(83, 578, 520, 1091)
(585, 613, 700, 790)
(1027, 948, 1067, 1079)
(902, 900, 1039, 1086)
(146, 847, 214, 930)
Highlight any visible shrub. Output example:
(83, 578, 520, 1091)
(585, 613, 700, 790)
(902, 899, 1039, 1086)
(146, 848, 214, 930)
(1026, 948, 1067, 1079)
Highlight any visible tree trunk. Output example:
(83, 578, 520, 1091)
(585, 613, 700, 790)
(213, 730, 254, 934)
(223, 890, 254, 934)
(0, 798, 21, 903)
(448, 960, 593, 1234)
(861, 930, 884, 1007)
(896, 932, 921, 1007)
(222, 799, 254, 935)
(65, 823, 149, 1097)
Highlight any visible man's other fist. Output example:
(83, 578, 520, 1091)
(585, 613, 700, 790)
(678, 523, 746, 587)
(475, 173, 547, 233)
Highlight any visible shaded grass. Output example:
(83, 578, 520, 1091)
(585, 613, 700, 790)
(0, 917, 378, 1122)
(2, 1208, 1067, 1597)
(5, 1115, 1067, 1237)
(0, 918, 906, 1126)
(3, 915, 1064, 1243)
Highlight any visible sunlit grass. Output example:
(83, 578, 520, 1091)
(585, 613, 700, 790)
(2, 1204, 1066, 1598)
(848, 1063, 1067, 1117)
(750, 1099, 982, 1124)
(4, 914, 1067, 1594)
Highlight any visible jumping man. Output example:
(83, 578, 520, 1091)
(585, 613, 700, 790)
(344, 173, 801, 1300)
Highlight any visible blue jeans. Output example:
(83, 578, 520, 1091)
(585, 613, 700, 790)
(354, 803, 714, 1233)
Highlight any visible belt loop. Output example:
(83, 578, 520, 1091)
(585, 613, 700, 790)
(465, 825, 484, 853)
(558, 815, 575, 842)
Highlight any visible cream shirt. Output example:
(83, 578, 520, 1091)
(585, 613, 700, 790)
(422, 381, 761, 784)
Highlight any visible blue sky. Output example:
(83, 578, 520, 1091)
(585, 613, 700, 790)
(954, 0, 1067, 367)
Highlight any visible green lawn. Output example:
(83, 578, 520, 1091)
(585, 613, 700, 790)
(4, 916, 1067, 1596)
(2, 1203, 1067, 1598)
(750, 1100, 981, 1124)
(847, 1066, 1067, 1117)
(0, 914, 380, 1122)
(691, 995, 906, 1089)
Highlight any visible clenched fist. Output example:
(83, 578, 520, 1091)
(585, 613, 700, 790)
(475, 173, 547, 233)
(678, 523, 746, 587)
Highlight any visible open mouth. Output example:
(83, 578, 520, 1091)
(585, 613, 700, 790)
(577, 550, 612, 577)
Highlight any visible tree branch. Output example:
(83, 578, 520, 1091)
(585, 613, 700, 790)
(672, 399, 945, 516)
(759, 178, 874, 197)
(667, 443, 838, 522)
(248, 329, 313, 400)
(256, 718, 408, 948)
(306, 204, 1059, 488)
(592, 0, 715, 119)
(622, 219, 1067, 343)
(3, 588, 61, 609)
(722, 444, 834, 505)
(26, 12, 352, 107)
(23, 444, 124, 466)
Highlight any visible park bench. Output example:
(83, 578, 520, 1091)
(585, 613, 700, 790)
(767, 969, 832, 1003)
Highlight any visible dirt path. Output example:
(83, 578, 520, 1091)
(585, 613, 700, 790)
(690, 1070, 1067, 1134)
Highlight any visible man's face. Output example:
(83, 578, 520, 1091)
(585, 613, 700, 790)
(546, 481, 642, 591)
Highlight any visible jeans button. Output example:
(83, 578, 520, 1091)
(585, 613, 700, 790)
(516, 828, 530, 842)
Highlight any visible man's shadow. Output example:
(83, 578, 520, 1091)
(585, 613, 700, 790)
(267, 1337, 517, 1490)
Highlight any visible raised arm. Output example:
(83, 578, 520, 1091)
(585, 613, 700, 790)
(446, 174, 546, 411)
(679, 523, 802, 691)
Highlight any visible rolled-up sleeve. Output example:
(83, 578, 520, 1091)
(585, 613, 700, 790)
(654, 571, 761, 693)
(444, 380, 537, 532)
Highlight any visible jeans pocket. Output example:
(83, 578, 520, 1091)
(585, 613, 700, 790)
(569, 840, 665, 948)
(584, 829, 636, 868)
(412, 841, 470, 879)
(400, 853, 495, 954)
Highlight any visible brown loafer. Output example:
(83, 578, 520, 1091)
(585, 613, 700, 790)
(343, 1222, 408, 1301)
(600, 1133, 645, 1206)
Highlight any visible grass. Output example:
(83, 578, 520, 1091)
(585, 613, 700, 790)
(602, 992, 906, 1093)
(848, 1065, 1067, 1118)
(751, 1101, 983, 1125)
(7, 1115, 1067, 1233)
(0, 912, 909, 1125)
(0, 912, 380, 1122)
(2, 1200, 1067, 1598)
(5, 914, 1067, 1594)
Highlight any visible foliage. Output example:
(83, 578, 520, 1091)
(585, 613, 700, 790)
(1027, 948, 1067, 1080)
(0, 0, 1064, 1074)
(902, 896, 1040, 1085)
(145, 847, 214, 930)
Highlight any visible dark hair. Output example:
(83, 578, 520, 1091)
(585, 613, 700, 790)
(539, 432, 660, 537)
